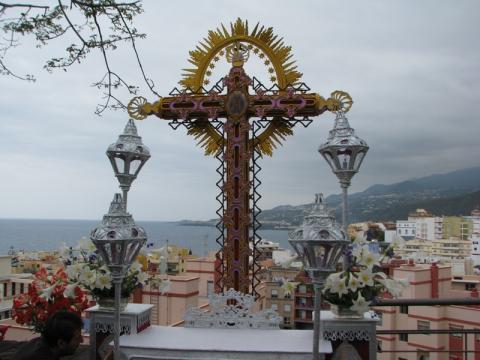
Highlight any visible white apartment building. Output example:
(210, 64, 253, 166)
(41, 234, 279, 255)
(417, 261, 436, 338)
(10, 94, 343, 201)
(408, 210, 440, 240)
(465, 209, 480, 266)
(396, 221, 416, 239)
(396, 209, 442, 241)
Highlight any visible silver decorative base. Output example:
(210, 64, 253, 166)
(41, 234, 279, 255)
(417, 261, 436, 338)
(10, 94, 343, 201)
(97, 296, 129, 312)
(330, 305, 364, 319)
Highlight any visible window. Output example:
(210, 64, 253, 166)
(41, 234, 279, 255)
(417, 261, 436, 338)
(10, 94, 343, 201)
(271, 289, 278, 299)
(284, 304, 291, 312)
(399, 333, 408, 342)
(284, 317, 291, 325)
(2, 283, 6, 297)
(465, 283, 476, 291)
(271, 303, 278, 311)
(417, 320, 430, 333)
(400, 305, 409, 314)
(20, 283, 25, 294)
(450, 325, 463, 338)
(418, 351, 430, 360)
(299, 285, 307, 293)
(284, 292, 292, 299)
(207, 280, 214, 296)
(11, 283, 16, 296)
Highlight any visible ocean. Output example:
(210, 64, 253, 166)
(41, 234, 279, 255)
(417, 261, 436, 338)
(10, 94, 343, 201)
(0, 219, 292, 256)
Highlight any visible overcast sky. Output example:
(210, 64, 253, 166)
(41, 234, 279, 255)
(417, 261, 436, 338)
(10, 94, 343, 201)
(1, 0, 479, 221)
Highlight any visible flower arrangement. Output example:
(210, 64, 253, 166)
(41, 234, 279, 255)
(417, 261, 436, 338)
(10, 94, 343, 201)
(61, 238, 150, 300)
(322, 237, 408, 314)
(12, 267, 88, 333)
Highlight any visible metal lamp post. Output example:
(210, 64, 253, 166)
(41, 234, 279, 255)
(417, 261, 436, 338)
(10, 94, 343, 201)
(289, 194, 349, 360)
(106, 118, 151, 206)
(91, 119, 150, 360)
(318, 111, 369, 236)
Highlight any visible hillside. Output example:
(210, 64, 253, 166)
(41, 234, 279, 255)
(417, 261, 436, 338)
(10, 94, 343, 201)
(257, 167, 480, 226)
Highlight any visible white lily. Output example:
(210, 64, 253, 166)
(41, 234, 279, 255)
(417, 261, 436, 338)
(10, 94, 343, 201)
(330, 275, 349, 297)
(281, 281, 297, 296)
(58, 242, 70, 259)
(353, 234, 367, 245)
(352, 244, 369, 260)
(358, 269, 374, 287)
(136, 271, 148, 285)
(391, 236, 405, 249)
(359, 251, 380, 269)
(159, 279, 171, 294)
(40, 285, 55, 300)
(95, 274, 112, 290)
(347, 275, 361, 293)
(66, 263, 83, 280)
(398, 278, 410, 288)
(77, 237, 95, 252)
(350, 292, 370, 314)
(130, 261, 143, 273)
(377, 278, 405, 298)
(79, 268, 96, 287)
(324, 276, 333, 290)
(63, 284, 78, 298)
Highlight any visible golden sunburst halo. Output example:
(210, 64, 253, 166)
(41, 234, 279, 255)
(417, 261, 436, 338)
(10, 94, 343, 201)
(180, 18, 302, 90)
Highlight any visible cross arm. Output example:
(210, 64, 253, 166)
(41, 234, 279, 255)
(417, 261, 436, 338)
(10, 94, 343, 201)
(127, 90, 352, 121)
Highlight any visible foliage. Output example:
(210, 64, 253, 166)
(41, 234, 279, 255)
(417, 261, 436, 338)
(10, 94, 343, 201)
(61, 238, 149, 299)
(322, 237, 408, 314)
(12, 267, 89, 333)
(0, 1, 158, 114)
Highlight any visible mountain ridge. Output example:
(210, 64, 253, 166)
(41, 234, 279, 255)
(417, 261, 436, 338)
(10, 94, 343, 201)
(258, 166, 480, 226)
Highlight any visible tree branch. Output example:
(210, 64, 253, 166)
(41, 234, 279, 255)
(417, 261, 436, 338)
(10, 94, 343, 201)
(58, 0, 87, 45)
(0, 0, 148, 115)
(115, 4, 160, 97)
(71, 0, 140, 8)
(0, 2, 49, 10)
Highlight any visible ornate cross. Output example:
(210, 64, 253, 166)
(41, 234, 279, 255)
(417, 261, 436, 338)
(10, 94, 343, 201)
(127, 19, 352, 297)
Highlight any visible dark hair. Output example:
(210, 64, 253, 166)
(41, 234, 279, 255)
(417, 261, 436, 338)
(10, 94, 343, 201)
(42, 311, 83, 347)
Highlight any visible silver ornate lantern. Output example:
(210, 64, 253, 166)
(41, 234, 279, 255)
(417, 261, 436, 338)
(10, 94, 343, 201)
(318, 111, 368, 232)
(91, 118, 150, 360)
(289, 193, 348, 284)
(90, 193, 147, 278)
(107, 118, 151, 205)
(289, 193, 348, 360)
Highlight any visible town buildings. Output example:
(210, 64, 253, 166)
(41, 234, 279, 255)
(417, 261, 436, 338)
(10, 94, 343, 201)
(375, 262, 480, 360)
(0, 256, 32, 320)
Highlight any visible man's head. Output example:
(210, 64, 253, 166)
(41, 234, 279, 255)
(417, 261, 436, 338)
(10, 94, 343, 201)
(42, 311, 84, 356)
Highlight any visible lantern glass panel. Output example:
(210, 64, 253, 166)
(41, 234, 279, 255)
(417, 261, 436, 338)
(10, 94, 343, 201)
(322, 151, 336, 172)
(114, 156, 125, 174)
(337, 149, 352, 171)
(353, 151, 366, 172)
(129, 159, 142, 176)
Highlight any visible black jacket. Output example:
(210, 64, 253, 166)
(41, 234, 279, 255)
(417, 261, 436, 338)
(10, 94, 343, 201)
(13, 337, 58, 360)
